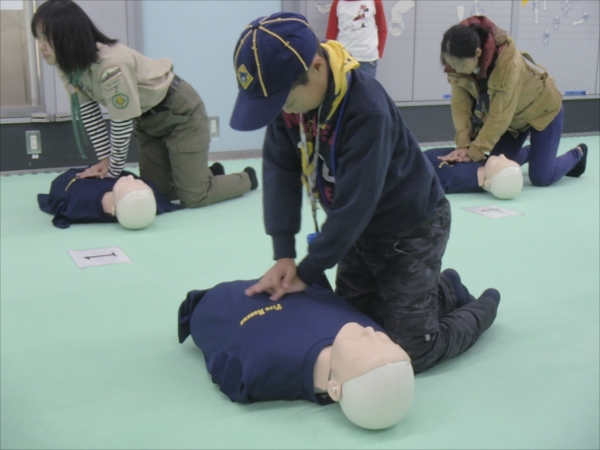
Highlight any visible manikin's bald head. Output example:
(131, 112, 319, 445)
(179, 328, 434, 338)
(101, 175, 157, 229)
(326, 323, 414, 429)
(478, 155, 523, 200)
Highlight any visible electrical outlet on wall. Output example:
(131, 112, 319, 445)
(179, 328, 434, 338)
(26, 130, 42, 156)
(208, 116, 219, 138)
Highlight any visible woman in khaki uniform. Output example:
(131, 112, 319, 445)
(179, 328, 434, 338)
(31, 0, 257, 208)
(436, 16, 587, 187)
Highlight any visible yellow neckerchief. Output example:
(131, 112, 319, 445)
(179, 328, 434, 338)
(299, 41, 358, 231)
(320, 40, 359, 120)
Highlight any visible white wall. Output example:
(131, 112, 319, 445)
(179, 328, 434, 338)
(141, 1, 282, 153)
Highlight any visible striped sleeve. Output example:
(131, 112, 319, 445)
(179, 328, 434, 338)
(108, 119, 134, 177)
(80, 100, 111, 160)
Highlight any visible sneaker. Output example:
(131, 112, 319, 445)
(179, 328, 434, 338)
(244, 167, 258, 190)
(566, 143, 588, 177)
(209, 162, 225, 176)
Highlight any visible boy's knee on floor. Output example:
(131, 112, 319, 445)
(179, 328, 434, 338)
(393, 331, 439, 366)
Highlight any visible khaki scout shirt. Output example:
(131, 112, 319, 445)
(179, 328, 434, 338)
(447, 36, 562, 161)
(59, 43, 174, 121)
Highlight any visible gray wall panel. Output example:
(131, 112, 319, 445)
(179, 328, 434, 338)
(305, 2, 331, 37)
(3, 99, 597, 173)
(293, 0, 600, 102)
(597, 50, 599, 94)
(413, 0, 513, 102)
(376, 1, 415, 102)
(0, 121, 138, 172)
(514, 0, 599, 96)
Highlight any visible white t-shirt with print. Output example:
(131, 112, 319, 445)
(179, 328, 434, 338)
(335, 0, 379, 62)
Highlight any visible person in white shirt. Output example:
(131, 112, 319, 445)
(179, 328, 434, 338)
(326, 0, 387, 77)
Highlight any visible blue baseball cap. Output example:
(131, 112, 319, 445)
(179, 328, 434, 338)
(230, 12, 319, 131)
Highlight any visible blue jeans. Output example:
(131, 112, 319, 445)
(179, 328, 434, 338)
(358, 60, 377, 77)
(429, 106, 582, 189)
(489, 107, 581, 186)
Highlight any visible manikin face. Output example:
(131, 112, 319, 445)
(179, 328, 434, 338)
(282, 56, 328, 115)
(113, 175, 152, 204)
(326, 322, 410, 401)
(444, 47, 482, 74)
(35, 26, 57, 66)
(482, 154, 519, 189)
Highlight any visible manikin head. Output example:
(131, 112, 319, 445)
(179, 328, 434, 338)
(478, 155, 524, 200)
(327, 323, 414, 430)
(111, 176, 157, 230)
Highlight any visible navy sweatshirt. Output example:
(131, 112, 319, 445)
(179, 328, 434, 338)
(37, 168, 182, 228)
(178, 279, 385, 405)
(262, 68, 445, 284)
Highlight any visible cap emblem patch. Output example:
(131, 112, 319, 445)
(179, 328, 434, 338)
(237, 64, 254, 90)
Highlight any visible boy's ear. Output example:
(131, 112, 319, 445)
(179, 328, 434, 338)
(312, 54, 327, 73)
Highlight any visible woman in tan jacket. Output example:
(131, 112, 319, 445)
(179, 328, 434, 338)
(434, 16, 587, 187)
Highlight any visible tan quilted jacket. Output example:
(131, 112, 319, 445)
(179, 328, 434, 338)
(447, 34, 562, 161)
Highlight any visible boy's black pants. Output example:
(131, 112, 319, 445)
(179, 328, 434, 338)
(336, 199, 498, 374)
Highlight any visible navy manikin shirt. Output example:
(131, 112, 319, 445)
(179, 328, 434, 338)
(178, 279, 385, 405)
(37, 168, 182, 228)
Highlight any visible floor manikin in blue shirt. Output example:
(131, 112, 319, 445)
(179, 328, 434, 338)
(178, 278, 499, 429)
(38, 168, 182, 229)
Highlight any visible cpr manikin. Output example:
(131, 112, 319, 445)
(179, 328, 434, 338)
(477, 154, 523, 199)
(178, 280, 415, 431)
(38, 168, 181, 229)
(101, 175, 157, 229)
(314, 322, 414, 429)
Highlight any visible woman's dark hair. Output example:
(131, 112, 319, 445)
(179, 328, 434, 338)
(440, 23, 490, 64)
(31, 0, 117, 74)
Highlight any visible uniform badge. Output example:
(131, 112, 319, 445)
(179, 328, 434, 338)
(101, 67, 122, 82)
(101, 67, 123, 85)
(236, 64, 253, 90)
(112, 93, 129, 109)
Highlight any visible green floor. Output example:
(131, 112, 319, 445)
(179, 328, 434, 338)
(1, 136, 599, 449)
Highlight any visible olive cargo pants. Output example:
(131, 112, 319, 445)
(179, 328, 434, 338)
(134, 77, 250, 208)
